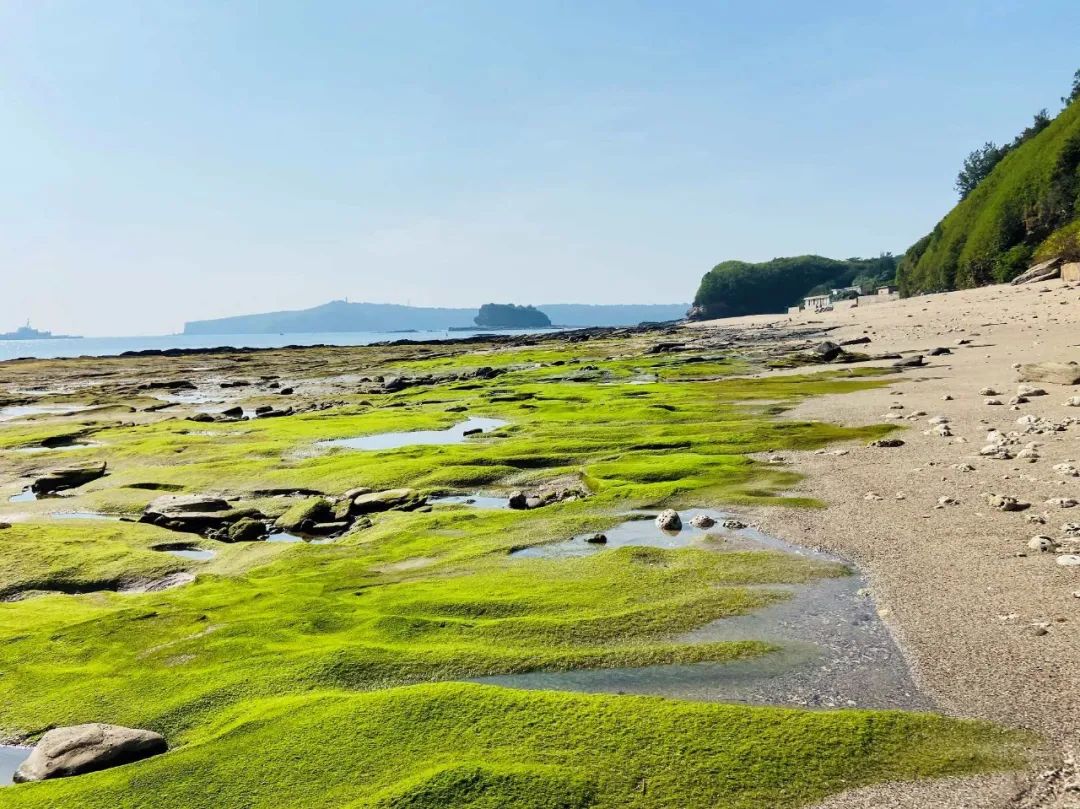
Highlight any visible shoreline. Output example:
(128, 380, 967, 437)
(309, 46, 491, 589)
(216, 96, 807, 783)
(690, 281, 1079, 807)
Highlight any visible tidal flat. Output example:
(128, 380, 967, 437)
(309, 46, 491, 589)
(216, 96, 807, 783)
(0, 326, 1031, 807)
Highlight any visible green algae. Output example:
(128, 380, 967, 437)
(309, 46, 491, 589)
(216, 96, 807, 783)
(0, 340, 1027, 806)
(0, 684, 1029, 809)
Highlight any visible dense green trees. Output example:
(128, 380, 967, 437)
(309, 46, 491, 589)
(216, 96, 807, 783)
(899, 97, 1080, 294)
(899, 70, 1080, 295)
(690, 255, 897, 319)
(474, 303, 552, 328)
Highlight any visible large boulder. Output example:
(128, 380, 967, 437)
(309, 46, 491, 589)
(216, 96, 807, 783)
(145, 495, 231, 515)
(31, 462, 107, 495)
(811, 341, 843, 362)
(1018, 362, 1080, 386)
(13, 724, 167, 783)
(505, 476, 589, 510)
(226, 517, 267, 542)
(274, 498, 333, 532)
(141, 495, 260, 534)
(351, 488, 425, 515)
(1010, 257, 1063, 285)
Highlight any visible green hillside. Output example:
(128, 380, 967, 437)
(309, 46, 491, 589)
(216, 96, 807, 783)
(898, 98, 1080, 294)
(690, 255, 897, 320)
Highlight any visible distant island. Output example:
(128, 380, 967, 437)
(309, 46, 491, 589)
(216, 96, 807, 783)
(474, 303, 551, 328)
(183, 300, 690, 335)
(0, 323, 81, 341)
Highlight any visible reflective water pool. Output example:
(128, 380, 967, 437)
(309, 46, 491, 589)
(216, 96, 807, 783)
(152, 543, 216, 561)
(482, 512, 931, 711)
(429, 493, 510, 510)
(0, 746, 29, 785)
(316, 417, 508, 451)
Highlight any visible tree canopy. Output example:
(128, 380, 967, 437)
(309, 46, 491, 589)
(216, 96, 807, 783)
(474, 303, 552, 328)
(690, 255, 897, 320)
(899, 74, 1080, 295)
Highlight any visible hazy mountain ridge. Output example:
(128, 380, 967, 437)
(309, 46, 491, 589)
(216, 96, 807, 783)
(183, 300, 690, 334)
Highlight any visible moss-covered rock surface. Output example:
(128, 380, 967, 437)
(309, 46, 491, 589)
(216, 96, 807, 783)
(0, 328, 1030, 807)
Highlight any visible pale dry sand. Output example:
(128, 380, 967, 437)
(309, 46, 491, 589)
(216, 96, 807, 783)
(689, 282, 1080, 808)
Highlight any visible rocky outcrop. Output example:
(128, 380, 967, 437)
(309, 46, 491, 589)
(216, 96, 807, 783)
(1018, 362, 1080, 386)
(141, 495, 263, 536)
(1010, 257, 1063, 285)
(507, 476, 589, 510)
(13, 724, 167, 782)
(31, 461, 107, 494)
(350, 488, 426, 514)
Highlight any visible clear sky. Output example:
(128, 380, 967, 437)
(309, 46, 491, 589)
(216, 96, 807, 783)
(2, 1, 1078, 336)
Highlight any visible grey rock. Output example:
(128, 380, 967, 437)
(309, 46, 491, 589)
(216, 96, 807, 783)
(31, 461, 107, 494)
(655, 509, 682, 531)
(14, 724, 167, 782)
(689, 514, 716, 529)
(1018, 361, 1080, 386)
(351, 488, 425, 514)
(226, 517, 266, 543)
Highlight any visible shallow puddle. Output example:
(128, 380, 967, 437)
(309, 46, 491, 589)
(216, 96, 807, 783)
(0, 746, 29, 785)
(483, 512, 931, 711)
(52, 511, 121, 521)
(267, 532, 335, 545)
(429, 493, 510, 510)
(0, 404, 90, 422)
(511, 509, 730, 558)
(152, 543, 216, 561)
(316, 417, 508, 451)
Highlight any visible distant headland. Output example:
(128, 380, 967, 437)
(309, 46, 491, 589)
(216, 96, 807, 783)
(183, 300, 690, 335)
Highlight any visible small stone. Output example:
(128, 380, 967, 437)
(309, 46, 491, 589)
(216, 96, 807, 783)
(1017, 385, 1048, 397)
(585, 533, 607, 544)
(721, 519, 747, 530)
(938, 496, 959, 506)
(979, 387, 999, 396)
(941, 394, 954, 401)
(986, 494, 1029, 512)
(1056, 554, 1080, 566)
(864, 492, 884, 501)
(689, 514, 716, 529)
(1027, 536, 1057, 553)
(1046, 498, 1079, 508)
(984, 398, 1003, 406)
(868, 438, 905, 448)
(655, 509, 682, 531)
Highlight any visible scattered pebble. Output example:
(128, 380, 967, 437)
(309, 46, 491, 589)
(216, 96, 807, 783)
(1027, 536, 1057, 553)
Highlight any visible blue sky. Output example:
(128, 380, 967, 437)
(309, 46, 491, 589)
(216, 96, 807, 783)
(2, 1, 1079, 335)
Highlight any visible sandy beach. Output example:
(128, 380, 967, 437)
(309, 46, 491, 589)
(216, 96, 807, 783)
(692, 281, 1079, 807)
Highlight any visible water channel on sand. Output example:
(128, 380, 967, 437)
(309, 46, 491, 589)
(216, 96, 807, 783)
(481, 509, 931, 711)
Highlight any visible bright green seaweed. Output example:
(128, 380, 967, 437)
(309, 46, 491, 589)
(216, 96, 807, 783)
(0, 341, 1029, 807)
